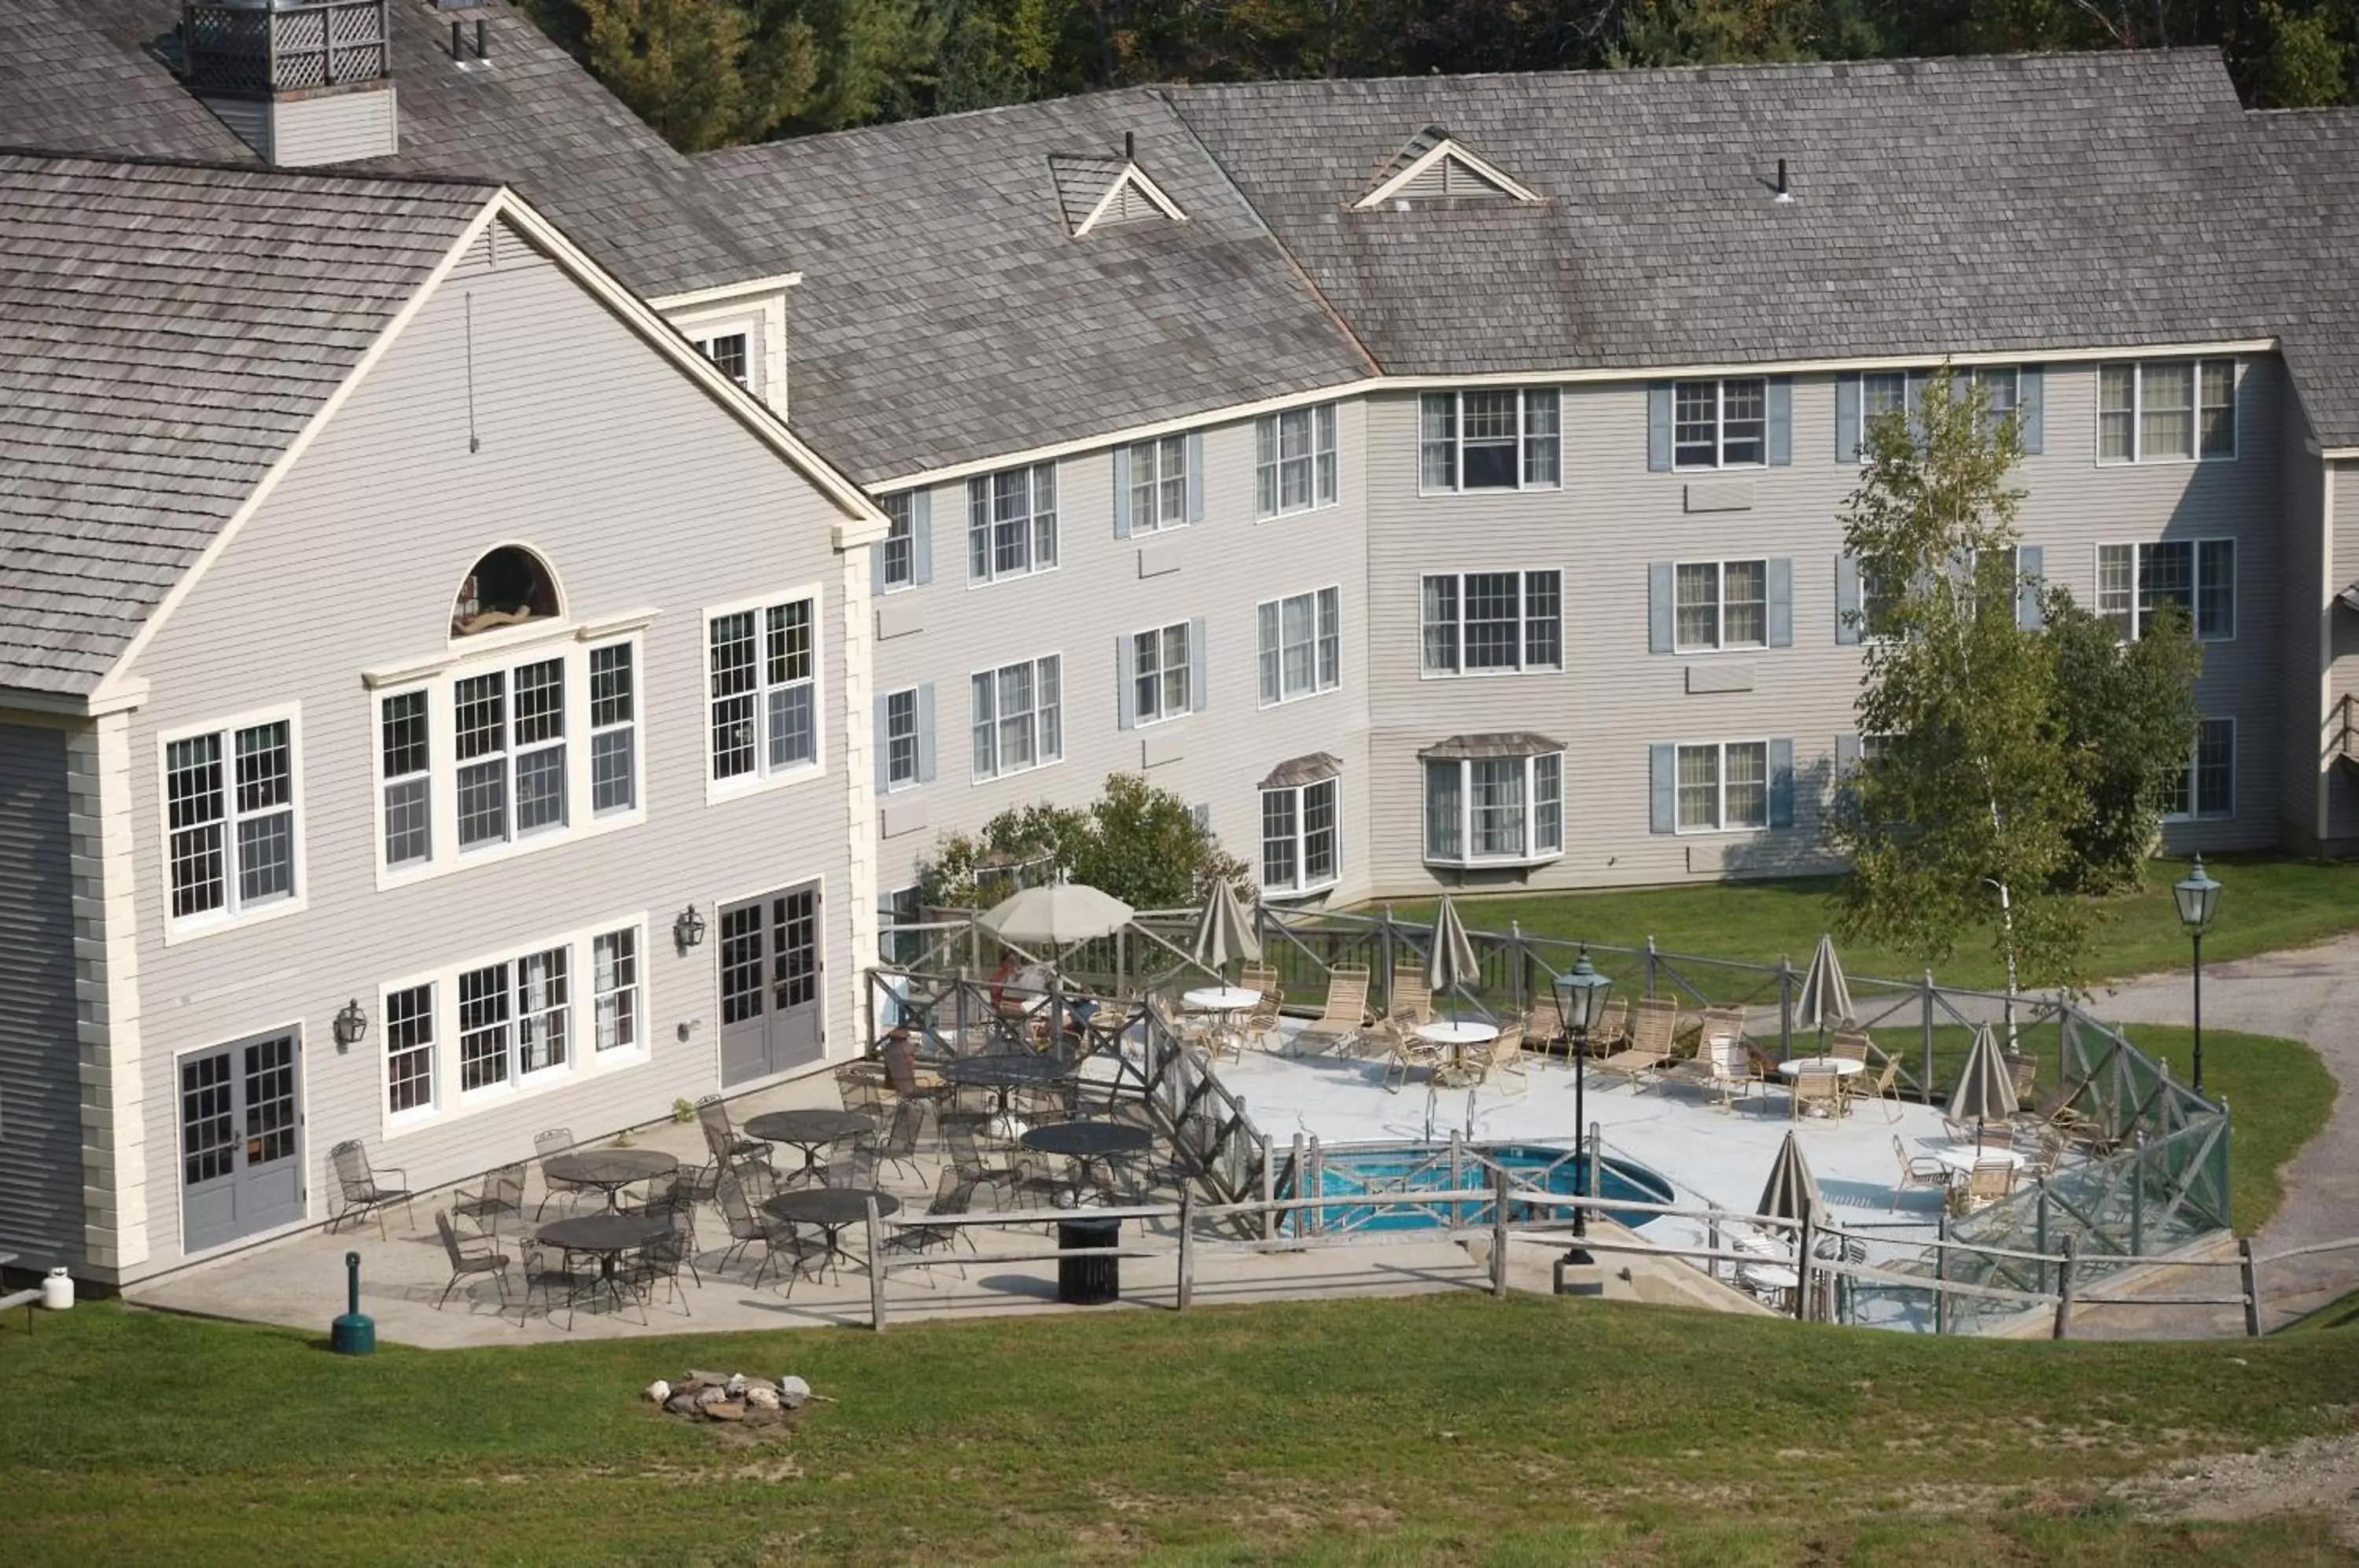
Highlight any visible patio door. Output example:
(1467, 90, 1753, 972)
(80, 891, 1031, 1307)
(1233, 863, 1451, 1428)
(180, 1030, 305, 1253)
(718, 881, 824, 1086)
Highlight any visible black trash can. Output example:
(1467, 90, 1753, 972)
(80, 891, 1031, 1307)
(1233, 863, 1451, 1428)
(1056, 1216, 1121, 1305)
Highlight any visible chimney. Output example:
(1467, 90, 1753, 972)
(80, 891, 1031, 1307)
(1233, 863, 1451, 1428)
(1773, 158, 1792, 204)
(179, 0, 399, 167)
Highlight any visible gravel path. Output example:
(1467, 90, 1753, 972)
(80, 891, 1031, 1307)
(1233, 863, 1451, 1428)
(2088, 936, 2359, 1329)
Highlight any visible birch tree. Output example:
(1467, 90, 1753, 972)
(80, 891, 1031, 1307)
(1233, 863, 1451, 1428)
(1827, 368, 2091, 1004)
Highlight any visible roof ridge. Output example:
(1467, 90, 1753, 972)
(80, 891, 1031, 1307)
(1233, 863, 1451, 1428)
(0, 145, 502, 190)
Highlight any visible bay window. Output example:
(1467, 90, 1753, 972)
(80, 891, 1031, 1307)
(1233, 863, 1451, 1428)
(1260, 757, 1341, 896)
(1421, 735, 1566, 866)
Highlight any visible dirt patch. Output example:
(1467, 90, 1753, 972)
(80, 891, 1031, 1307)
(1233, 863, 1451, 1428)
(2118, 1432, 2359, 1543)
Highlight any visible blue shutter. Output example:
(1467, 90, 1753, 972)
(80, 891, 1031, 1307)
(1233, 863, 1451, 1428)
(1768, 738, 1795, 828)
(1647, 561, 1673, 653)
(1837, 734, 1861, 774)
(872, 694, 890, 793)
(1115, 635, 1136, 731)
(1111, 446, 1132, 539)
(2016, 544, 2045, 631)
(1184, 431, 1205, 523)
(1766, 376, 1793, 466)
(1188, 616, 1208, 712)
(1835, 373, 1862, 462)
(911, 490, 933, 585)
(1766, 557, 1793, 648)
(1649, 744, 1676, 834)
(916, 683, 937, 784)
(1835, 556, 1861, 646)
(1647, 382, 1673, 472)
(2018, 366, 2044, 455)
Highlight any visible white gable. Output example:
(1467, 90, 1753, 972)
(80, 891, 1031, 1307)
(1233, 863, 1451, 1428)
(1355, 128, 1541, 210)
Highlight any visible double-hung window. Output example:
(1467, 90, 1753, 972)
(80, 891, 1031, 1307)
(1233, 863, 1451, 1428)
(1257, 587, 1341, 705)
(1673, 378, 1767, 469)
(968, 463, 1058, 581)
(2100, 359, 2236, 462)
(1673, 561, 1766, 651)
(1422, 742, 1565, 865)
(2096, 540, 2234, 641)
(381, 691, 432, 868)
(1972, 366, 2019, 436)
(1127, 435, 1190, 532)
(708, 597, 818, 784)
(1419, 388, 1560, 491)
(1260, 775, 1339, 895)
(972, 655, 1062, 781)
(385, 982, 435, 1116)
(454, 657, 566, 848)
(587, 643, 636, 815)
(1676, 741, 1768, 832)
(1255, 403, 1338, 518)
(164, 715, 299, 927)
(694, 331, 749, 388)
(1422, 570, 1561, 674)
(459, 945, 569, 1090)
(1132, 621, 1192, 724)
(880, 493, 915, 591)
(2161, 718, 2236, 821)
(883, 687, 920, 790)
(592, 928, 639, 1052)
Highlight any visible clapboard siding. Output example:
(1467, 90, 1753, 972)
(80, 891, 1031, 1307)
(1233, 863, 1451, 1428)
(869, 400, 1375, 906)
(271, 86, 399, 167)
(2327, 458, 2359, 843)
(0, 721, 85, 1266)
(115, 226, 859, 1275)
(1359, 361, 2289, 892)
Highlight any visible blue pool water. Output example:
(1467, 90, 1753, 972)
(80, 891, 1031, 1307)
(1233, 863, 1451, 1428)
(1279, 1142, 1676, 1235)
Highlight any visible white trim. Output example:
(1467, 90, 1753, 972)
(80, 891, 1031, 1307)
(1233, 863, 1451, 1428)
(0, 679, 149, 719)
(1073, 163, 1190, 238)
(1421, 749, 1566, 867)
(1125, 619, 1194, 727)
(1419, 569, 1565, 678)
(1670, 737, 1774, 835)
(966, 651, 1065, 786)
(1670, 376, 1772, 472)
(1356, 138, 1542, 209)
(360, 608, 659, 690)
(2161, 715, 2238, 824)
(862, 340, 2281, 493)
(880, 682, 921, 794)
(156, 703, 309, 947)
(1254, 583, 1345, 708)
(376, 911, 653, 1140)
(171, 1020, 311, 1255)
(701, 583, 829, 804)
(2094, 356, 2240, 467)
(1258, 772, 1341, 897)
(1669, 558, 1771, 656)
(2090, 537, 2237, 643)
(648, 272, 804, 310)
(1415, 387, 1563, 495)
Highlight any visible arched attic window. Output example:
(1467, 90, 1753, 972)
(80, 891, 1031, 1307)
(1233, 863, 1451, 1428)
(451, 545, 561, 637)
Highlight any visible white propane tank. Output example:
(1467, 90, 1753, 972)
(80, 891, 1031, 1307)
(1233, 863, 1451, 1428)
(40, 1268, 73, 1310)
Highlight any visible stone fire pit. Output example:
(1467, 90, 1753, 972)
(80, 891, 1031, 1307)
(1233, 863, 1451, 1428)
(646, 1369, 811, 1425)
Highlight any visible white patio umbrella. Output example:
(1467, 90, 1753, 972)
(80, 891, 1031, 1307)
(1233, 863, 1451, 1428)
(1426, 896, 1481, 1010)
(1794, 933, 1854, 1032)
(1757, 1128, 1825, 1230)
(1947, 1020, 2021, 1137)
(977, 882, 1134, 948)
(1191, 878, 1261, 975)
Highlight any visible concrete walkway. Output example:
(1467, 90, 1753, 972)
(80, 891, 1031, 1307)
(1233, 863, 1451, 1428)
(2088, 936, 2359, 1329)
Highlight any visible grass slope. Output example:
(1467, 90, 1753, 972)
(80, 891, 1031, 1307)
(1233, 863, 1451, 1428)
(6, 1295, 2357, 1566)
(1401, 852, 2359, 992)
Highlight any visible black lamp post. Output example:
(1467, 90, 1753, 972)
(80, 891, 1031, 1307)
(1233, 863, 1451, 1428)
(1554, 947, 1615, 1242)
(2173, 856, 2223, 1094)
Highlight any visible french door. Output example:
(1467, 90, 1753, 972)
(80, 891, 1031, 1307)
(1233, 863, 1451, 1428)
(180, 1030, 304, 1252)
(718, 881, 824, 1086)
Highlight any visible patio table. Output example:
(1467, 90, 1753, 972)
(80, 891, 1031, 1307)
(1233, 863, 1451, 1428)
(1182, 986, 1261, 1056)
(1776, 1056, 1866, 1080)
(1415, 1019, 1497, 1069)
(1930, 1143, 2026, 1176)
(1019, 1118, 1152, 1199)
(744, 1109, 875, 1186)
(536, 1211, 671, 1315)
(539, 1149, 679, 1211)
(764, 1186, 901, 1276)
(939, 1053, 1073, 1139)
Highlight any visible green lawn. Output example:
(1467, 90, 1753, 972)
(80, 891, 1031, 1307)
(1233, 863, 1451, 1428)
(1400, 852, 2359, 992)
(6, 1295, 2358, 1566)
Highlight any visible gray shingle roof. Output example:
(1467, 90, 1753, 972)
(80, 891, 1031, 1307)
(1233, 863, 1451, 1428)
(0, 153, 489, 695)
(2241, 109, 2359, 447)
(701, 89, 1372, 484)
(0, 0, 762, 297)
(1166, 50, 2276, 375)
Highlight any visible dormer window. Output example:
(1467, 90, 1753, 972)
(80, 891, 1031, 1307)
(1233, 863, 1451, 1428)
(694, 332, 749, 387)
(1355, 126, 1540, 210)
(1050, 144, 1187, 238)
(452, 546, 561, 638)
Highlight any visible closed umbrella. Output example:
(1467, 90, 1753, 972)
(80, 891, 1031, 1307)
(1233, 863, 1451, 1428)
(1191, 878, 1261, 975)
(1757, 1128, 1824, 1230)
(977, 883, 1134, 948)
(1947, 1021, 2020, 1137)
(1426, 896, 1481, 1013)
(1794, 933, 1853, 1032)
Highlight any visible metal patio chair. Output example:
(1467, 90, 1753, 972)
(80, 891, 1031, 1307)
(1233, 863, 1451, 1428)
(328, 1139, 414, 1239)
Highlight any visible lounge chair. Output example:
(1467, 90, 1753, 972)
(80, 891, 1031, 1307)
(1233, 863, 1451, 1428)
(1521, 995, 1563, 1064)
(1586, 996, 1630, 1053)
(2009, 1053, 2039, 1101)
(1595, 995, 1678, 1091)
(1890, 1136, 1949, 1212)
(1389, 969, 1433, 1025)
(328, 1139, 414, 1238)
(1293, 964, 1371, 1057)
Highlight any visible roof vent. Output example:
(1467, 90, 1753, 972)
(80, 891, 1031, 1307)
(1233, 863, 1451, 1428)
(1773, 157, 1793, 204)
(1048, 143, 1187, 239)
(1356, 125, 1540, 210)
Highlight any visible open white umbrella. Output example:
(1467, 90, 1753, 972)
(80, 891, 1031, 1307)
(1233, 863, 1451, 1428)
(977, 883, 1133, 948)
(1947, 1020, 2020, 1136)
(1191, 878, 1261, 974)
(1757, 1128, 1824, 1229)
(1426, 896, 1480, 1001)
(1794, 933, 1853, 1032)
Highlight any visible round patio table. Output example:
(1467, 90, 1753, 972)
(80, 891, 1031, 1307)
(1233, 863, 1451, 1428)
(1415, 1018, 1497, 1069)
(1776, 1056, 1867, 1079)
(541, 1148, 679, 1211)
(536, 1211, 671, 1314)
(764, 1186, 902, 1276)
(1019, 1119, 1152, 1199)
(1183, 986, 1261, 1056)
(939, 1053, 1073, 1139)
(745, 1109, 875, 1186)
(1930, 1143, 2026, 1176)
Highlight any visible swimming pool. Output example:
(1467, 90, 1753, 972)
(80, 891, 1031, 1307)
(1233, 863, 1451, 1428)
(1277, 1142, 1677, 1236)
